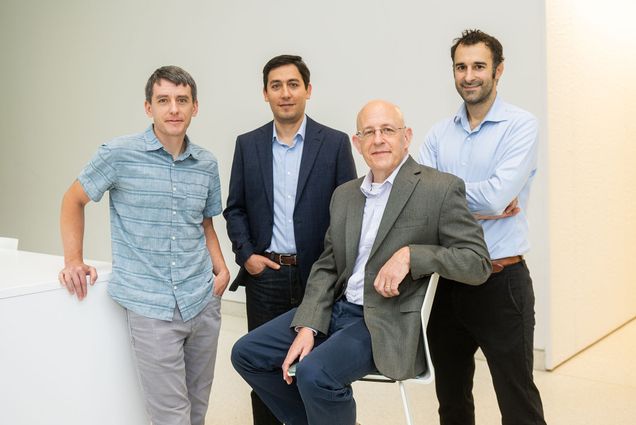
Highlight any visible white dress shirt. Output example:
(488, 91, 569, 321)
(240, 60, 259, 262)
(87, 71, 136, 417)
(345, 155, 408, 305)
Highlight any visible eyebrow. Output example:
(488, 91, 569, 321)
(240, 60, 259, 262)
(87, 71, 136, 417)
(455, 61, 488, 67)
(269, 78, 301, 84)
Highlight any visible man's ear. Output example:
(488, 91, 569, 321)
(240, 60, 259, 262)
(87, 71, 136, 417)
(352, 135, 362, 155)
(192, 100, 199, 117)
(494, 62, 504, 82)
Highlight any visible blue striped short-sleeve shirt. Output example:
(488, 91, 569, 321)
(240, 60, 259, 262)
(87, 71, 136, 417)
(78, 125, 222, 321)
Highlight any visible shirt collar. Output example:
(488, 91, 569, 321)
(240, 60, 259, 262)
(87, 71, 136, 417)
(272, 115, 307, 147)
(360, 154, 409, 198)
(454, 95, 507, 132)
(144, 125, 199, 160)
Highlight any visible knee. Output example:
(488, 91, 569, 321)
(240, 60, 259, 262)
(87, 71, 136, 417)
(230, 334, 252, 373)
(295, 360, 349, 401)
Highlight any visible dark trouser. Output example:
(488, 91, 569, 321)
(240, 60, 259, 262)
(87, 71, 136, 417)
(231, 301, 376, 425)
(245, 266, 304, 425)
(427, 261, 546, 425)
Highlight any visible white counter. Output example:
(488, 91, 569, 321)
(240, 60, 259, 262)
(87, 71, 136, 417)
(0, 249, 148, 424)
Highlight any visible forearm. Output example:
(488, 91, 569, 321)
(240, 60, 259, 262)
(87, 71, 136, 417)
(60, 182, 89, 264)
(203, 218, 228, 273)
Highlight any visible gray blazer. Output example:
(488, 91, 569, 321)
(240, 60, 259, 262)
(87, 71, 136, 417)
(291, 156, 491, 380)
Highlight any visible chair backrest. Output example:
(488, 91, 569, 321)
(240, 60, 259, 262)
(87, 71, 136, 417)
(0, 237, 19, 250)
(413, 272, 439, 384)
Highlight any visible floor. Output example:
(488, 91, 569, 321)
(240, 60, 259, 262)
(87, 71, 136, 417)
(205, 304, 636, 425)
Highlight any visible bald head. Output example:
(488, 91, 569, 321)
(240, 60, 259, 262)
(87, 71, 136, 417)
(352, 100, 412, 183)
(356, 100, 405, 132)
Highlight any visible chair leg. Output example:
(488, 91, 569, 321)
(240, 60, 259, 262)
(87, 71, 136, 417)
(398, 381, 414, 425)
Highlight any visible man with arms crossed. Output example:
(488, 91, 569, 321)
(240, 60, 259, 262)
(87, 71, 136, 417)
(58, 65, 229, 425)
(224, 55, 356, 425)
(419, 29, 547, 425)
(231, 100, 491, 425)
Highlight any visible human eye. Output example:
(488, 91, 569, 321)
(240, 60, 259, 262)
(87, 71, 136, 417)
(289, 81, 299, 88)
(381, 127, 396, 136)
(455, 64, 466, 71)
(362, 129, 375, 138)
(157, 97, 168, 104)
(270, 82, 281, 90)
(177, 97, 189, 104)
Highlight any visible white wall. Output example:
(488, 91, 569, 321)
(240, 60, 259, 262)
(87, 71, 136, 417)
(545, 0, 636, 368)
(0, 1, 548, 333)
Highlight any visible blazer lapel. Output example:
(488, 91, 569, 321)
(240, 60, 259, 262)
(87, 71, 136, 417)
(295, 117, 323, 206)
(255, 123, 275, 211)
(368, 157, 420, 260)
(345, 183, 366, 273)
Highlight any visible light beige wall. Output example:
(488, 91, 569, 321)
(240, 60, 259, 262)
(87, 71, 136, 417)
(545, 0, 636, 368)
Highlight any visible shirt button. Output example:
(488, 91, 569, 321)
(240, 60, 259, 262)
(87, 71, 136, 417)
(173, 285, 177, 290)
(172, 236, 176, 240)
(172, 163, 175, 167)
(173, 187, 176, 191)
(172, 261, 176, 266)
(172, 211, 176, 215)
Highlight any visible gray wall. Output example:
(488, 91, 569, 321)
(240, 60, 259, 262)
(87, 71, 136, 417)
(0, 0, 548, 344)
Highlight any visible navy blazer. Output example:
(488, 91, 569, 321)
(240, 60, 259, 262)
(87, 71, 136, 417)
(224, 116, 357, 291)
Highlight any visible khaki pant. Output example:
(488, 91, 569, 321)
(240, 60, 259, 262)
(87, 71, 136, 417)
(127, 297, 222, 425)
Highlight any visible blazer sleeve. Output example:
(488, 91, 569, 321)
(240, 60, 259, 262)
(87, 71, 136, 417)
(223, 137, 255, 266)
(409, 178, 492, 285)
(291, 195, 341, 334)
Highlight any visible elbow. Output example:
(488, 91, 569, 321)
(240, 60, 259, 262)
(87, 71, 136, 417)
(464, 257, 493, 286)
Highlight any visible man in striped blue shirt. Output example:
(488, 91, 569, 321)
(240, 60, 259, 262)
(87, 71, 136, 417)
(58, 65, 229, 425)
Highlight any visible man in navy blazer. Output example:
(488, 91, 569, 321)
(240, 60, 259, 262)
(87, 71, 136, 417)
(223, 54, 356, 425)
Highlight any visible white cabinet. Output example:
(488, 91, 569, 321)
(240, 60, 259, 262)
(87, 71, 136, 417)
(0, 249, 147, 424)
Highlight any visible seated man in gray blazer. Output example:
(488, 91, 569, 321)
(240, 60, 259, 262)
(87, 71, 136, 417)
(231, 100, 492, 425)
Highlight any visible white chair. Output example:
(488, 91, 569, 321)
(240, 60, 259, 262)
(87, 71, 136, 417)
(359, 272, 439, 425)
(0, 237, 19, 250)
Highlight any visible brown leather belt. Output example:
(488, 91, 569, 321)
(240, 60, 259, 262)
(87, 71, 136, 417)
(491, 255, 523, 273)
(265, 252, 297, 266)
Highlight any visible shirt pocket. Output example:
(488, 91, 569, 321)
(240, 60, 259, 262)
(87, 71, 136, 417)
(185, 184, 208, 218)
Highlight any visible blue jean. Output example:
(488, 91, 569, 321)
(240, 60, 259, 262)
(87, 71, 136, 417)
(245, 265, 304, 424)
(232, 300, 376, 425)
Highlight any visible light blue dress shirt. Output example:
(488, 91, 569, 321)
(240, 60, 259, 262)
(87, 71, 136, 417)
(345, 155, 408, 305)
(267, 116, 307, 254)
(419, 97, 538, 259)
(78, 125, 222, 321)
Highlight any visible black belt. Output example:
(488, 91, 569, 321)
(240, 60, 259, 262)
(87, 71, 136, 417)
(264, 252, 297, 266)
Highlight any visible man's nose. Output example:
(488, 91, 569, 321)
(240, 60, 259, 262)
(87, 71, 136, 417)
(464, 68, 476, 82)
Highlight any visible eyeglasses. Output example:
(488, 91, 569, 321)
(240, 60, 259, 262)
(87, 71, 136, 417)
(355, 126, 406, 140)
